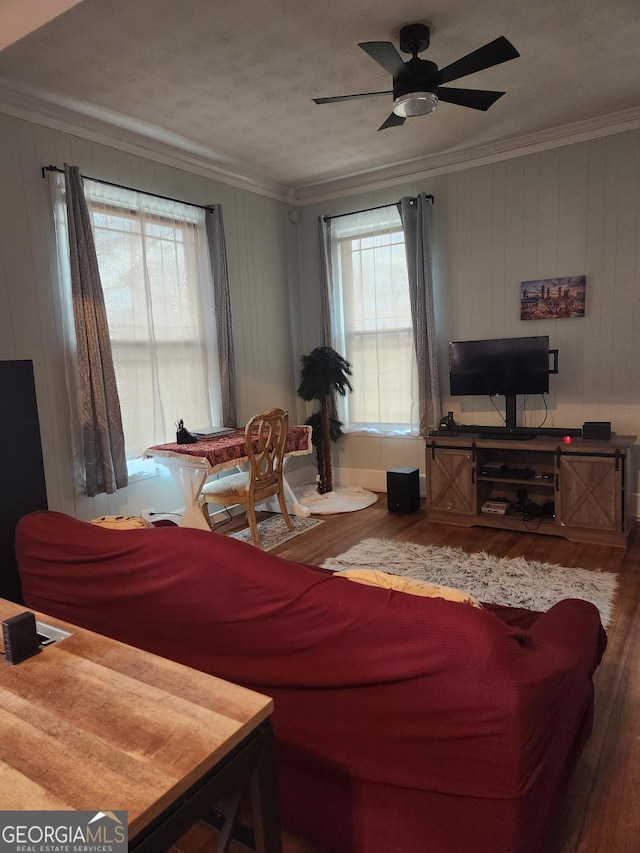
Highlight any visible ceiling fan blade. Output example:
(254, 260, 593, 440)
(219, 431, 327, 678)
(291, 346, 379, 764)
(378, 112, 406, 131)
(437, 87, 506, 111)
(436, 36, 519, 85)
(313, 90, 392, 105)
(359, 41, 408, 78)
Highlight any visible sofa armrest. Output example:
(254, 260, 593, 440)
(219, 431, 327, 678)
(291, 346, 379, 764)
(528, 598, 607, 668)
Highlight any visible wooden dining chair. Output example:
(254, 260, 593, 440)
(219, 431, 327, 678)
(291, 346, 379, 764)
(198, 407, 294, 547)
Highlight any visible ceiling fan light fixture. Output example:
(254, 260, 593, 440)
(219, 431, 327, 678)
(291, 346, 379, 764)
(393, 91, 438, 118)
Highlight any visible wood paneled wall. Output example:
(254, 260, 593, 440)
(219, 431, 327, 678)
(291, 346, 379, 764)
(0, 112, 301, 520)
(1, 109, 638, 518)
(297, 131, 640, 508)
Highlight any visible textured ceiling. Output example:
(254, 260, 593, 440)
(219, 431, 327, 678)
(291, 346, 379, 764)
(0, 0, 639, 201)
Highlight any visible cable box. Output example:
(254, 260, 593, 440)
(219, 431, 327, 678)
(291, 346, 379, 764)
(505, 467, 535, 479)
(479, 466, 535, 479)
(479, 463, 508, 476)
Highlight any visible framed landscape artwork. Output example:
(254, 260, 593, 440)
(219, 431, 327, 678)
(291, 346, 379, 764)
(520, 276, 586, 320)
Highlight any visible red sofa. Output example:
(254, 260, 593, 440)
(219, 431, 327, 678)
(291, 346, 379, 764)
(15, 510, 606, 853)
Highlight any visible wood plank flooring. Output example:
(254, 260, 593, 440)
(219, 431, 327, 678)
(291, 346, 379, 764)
(171, 497, 640, 853)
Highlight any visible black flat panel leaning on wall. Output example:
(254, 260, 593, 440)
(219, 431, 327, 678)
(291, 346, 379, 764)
(0, 360, 48, 603)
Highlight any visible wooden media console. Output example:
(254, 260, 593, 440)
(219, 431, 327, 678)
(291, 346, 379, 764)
(425, 432, 636, 547)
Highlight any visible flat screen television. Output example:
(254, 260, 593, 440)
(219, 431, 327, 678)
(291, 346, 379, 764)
(449, 335, 557, 429)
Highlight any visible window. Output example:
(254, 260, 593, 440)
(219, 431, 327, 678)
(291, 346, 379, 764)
(329, 206, 418, 433)
(54, 176, 222, 472)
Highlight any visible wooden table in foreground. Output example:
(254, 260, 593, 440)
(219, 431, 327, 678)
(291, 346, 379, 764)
(0, 599, 281, 853)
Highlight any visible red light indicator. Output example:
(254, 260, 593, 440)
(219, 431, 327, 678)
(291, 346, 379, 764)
(563, 435, 573, 444)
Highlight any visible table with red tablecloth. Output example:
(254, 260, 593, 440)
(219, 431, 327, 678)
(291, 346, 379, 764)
(145, 426, 313, 530)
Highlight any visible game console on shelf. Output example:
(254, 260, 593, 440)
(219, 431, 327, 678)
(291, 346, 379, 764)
(481, 500, 510, 516)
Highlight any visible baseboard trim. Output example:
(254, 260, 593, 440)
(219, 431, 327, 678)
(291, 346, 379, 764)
(335, 467, 426, 497)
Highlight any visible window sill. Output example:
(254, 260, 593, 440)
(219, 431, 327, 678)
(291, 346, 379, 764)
(127, 469, 160, 484)
(342, 427, 421, 438)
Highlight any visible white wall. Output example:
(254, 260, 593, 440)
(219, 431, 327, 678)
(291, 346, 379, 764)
(2, 110, 639, 519)
(296, 130, 640, 506)
(0, 112, 307, 520)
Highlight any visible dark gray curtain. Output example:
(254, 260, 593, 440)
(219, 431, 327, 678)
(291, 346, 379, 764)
(205, 205, 237, 428)
(399, 193, 441, 435)
(64, 164, 128, 495)
(318, 215, 333, 347)
(317, 215, 340, 423)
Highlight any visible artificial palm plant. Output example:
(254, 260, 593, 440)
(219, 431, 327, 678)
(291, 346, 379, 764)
(297, 346, 352, 494)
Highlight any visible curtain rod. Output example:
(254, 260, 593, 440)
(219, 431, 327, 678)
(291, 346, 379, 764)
(41, 164, 214, 211)
(322, 195, 434, 221)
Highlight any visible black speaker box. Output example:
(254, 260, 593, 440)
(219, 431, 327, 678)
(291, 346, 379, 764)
(2, 612, 40, 664)
(387, 467, 420, 514)
(582, 421, 612, 441)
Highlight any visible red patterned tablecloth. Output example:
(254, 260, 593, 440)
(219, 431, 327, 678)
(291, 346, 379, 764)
(145, 425, 312, 473)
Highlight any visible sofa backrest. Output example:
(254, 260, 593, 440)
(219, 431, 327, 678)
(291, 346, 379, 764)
(15, 509, 607, 834)
(15, 510, 531, 692)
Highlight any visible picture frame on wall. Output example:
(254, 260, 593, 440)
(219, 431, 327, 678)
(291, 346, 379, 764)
(520, 276, 586, 320)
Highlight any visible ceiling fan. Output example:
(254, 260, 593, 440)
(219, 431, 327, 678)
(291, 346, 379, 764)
(313, 23, 520, 131)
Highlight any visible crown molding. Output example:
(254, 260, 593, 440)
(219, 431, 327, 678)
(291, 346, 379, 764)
(294, 107, 640, 205)
(1, 80, 639, 207)
(0, 82, 297, 204)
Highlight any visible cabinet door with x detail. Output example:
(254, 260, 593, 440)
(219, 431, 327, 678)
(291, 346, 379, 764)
(426, 446, 476, 516)
(558, 452, 622, 534)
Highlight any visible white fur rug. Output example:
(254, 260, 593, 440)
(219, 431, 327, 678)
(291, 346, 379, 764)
(298, 486, 378, 514)
(323, 538, 618, 626)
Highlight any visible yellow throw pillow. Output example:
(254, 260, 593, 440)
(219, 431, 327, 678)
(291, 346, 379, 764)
(90, 515, 153, 530)
(334, 568, 482, 608)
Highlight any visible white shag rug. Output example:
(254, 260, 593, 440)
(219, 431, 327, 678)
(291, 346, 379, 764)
(230, 515, 323, 550)
(322, 538, 618, 626)
(298, 486, 378, 514)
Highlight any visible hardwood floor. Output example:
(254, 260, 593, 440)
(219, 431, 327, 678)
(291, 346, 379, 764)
(171, 497, 640, 853)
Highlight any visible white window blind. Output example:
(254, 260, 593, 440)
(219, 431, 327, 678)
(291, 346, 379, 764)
(330, 206, 418, 434)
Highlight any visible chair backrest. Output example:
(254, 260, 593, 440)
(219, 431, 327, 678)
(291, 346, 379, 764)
(244, 408, 289, 497)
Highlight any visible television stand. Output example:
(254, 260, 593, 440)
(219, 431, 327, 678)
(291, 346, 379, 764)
(425, 432, 636, 547)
